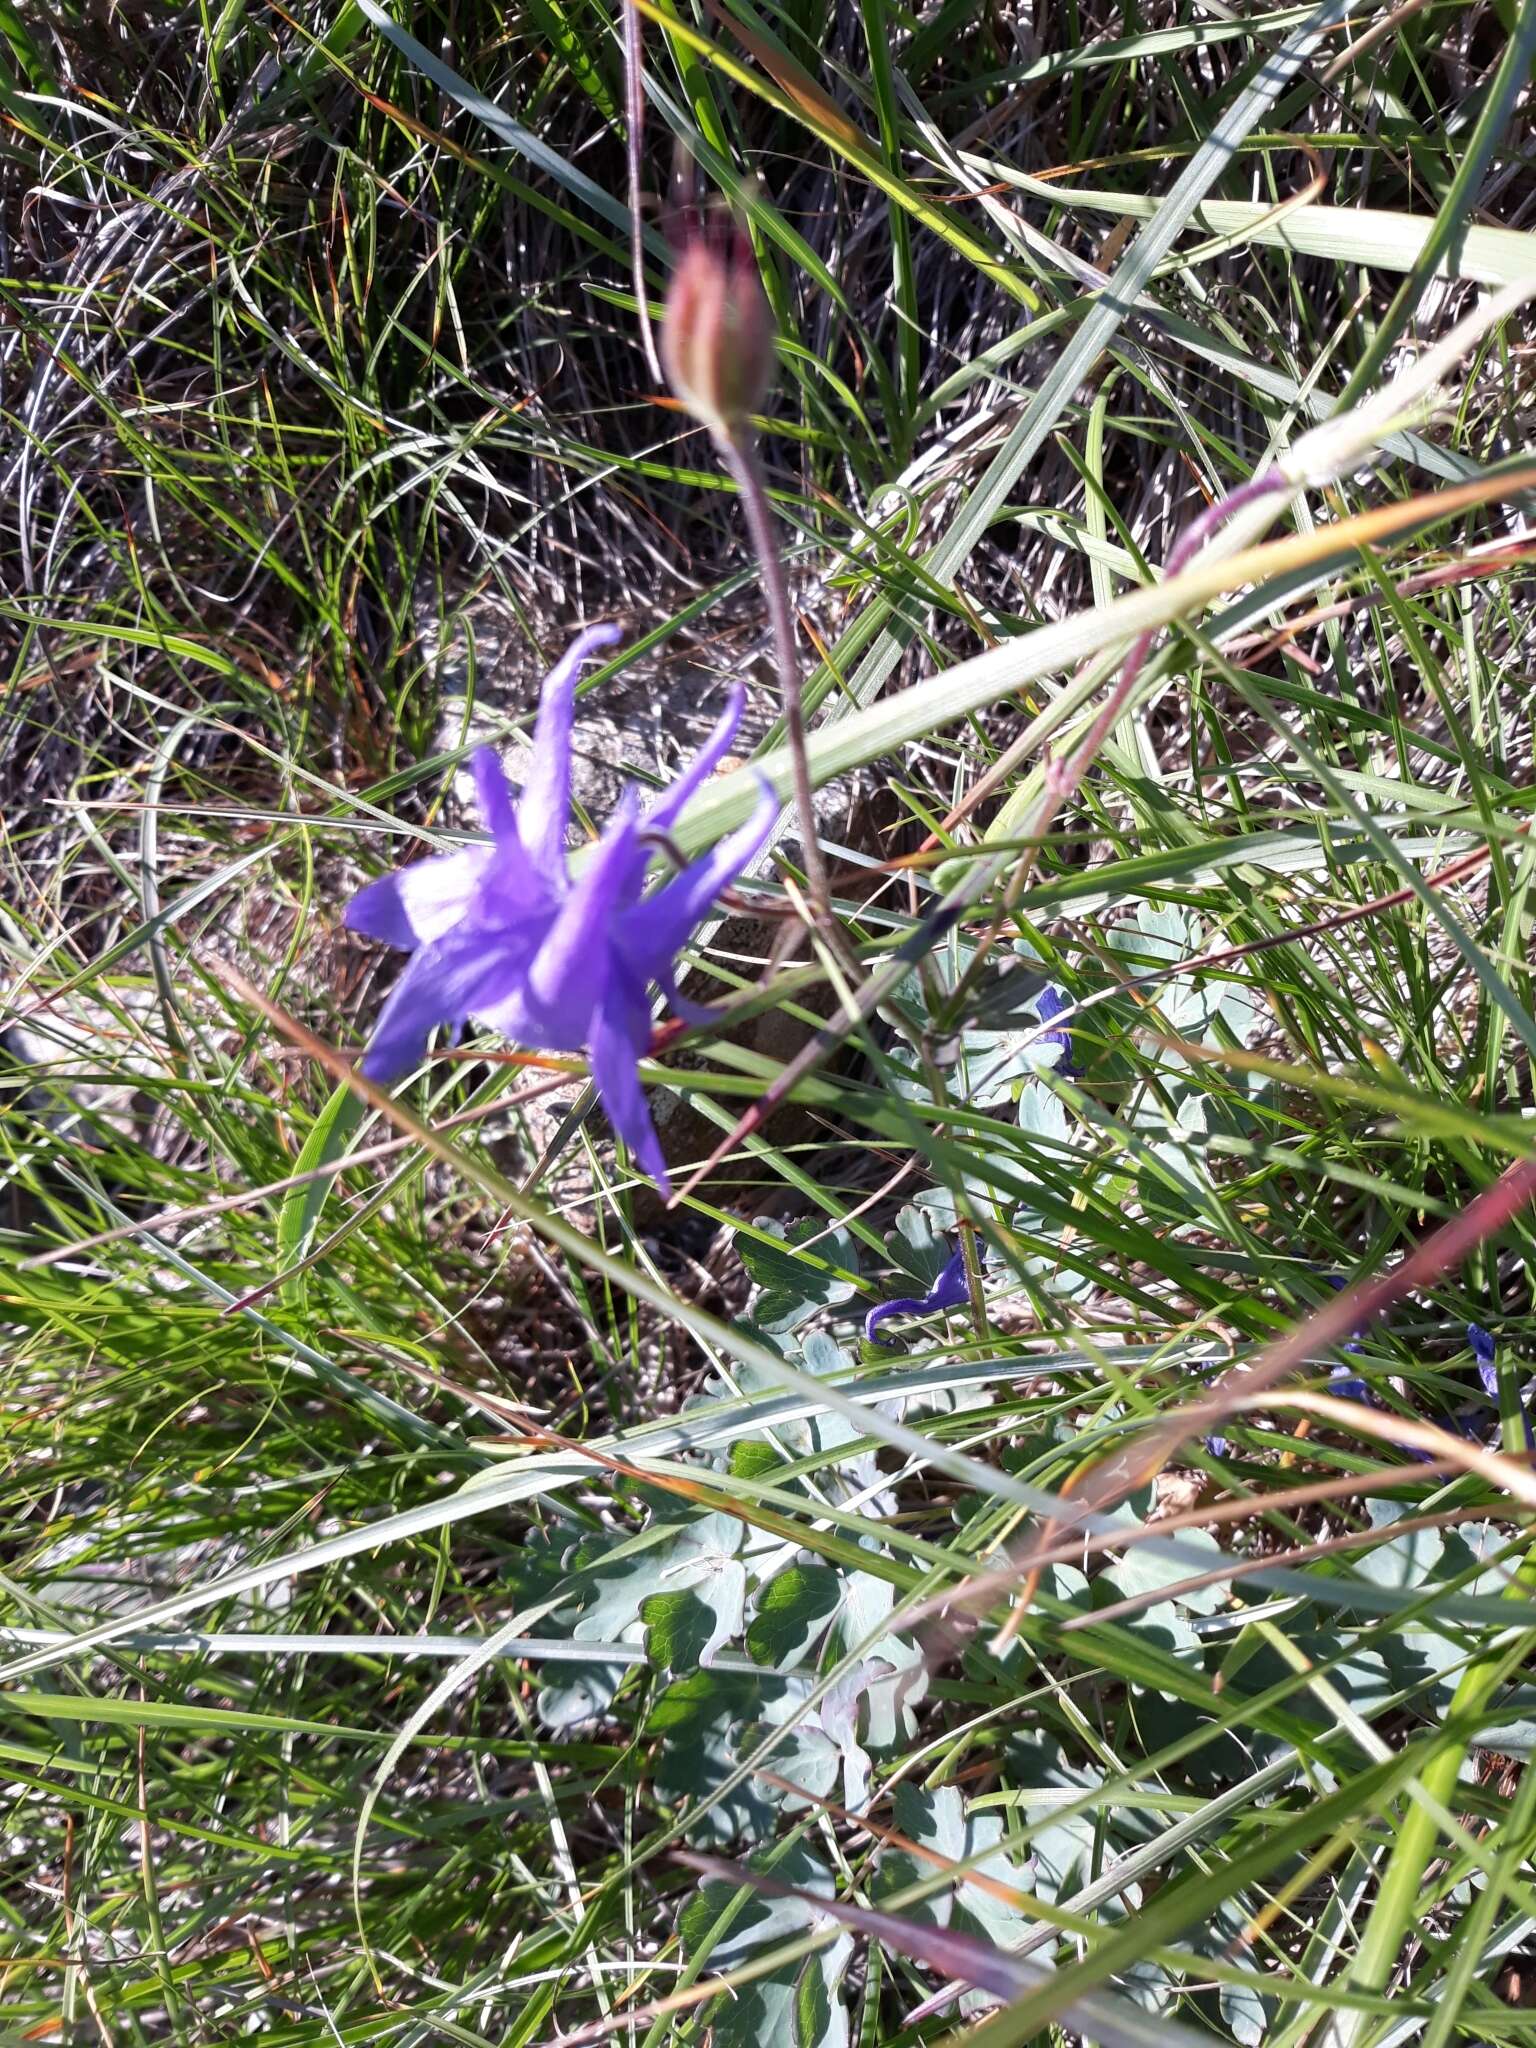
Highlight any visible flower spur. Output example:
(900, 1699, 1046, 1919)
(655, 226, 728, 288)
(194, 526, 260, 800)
(865, 1243, 978, 1347)
(345, 624, 777, 1194)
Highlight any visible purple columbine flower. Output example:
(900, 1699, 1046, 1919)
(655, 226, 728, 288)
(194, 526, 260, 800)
(1034, 984, 1078, 1076)
(345, 624, 776, 1193)
(865, 1244, 975, 1347)
(1469, 1323, 1497, 1399)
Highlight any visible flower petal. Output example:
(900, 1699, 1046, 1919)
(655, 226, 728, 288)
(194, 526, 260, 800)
(1469, 1322, 1498, 1398)
(928, 1247, 971, 1311)
(1034, 984, 1077, 1074)
(517, 624, 623, 874)
(657, 966, 721, 1027)
(346, 846, 491, 950)
(521, 794, 644, 1048)
(466, 749, 553, 918)
(359, 922, 536, 1082)
(864, 1295, 930, 1346)
(864, 1246, 975, 1346)
(642, 683, 747, 836)
(615, 776, 778, 978)
(470, 748, 519, 845)
(587, 963, 669, 1191)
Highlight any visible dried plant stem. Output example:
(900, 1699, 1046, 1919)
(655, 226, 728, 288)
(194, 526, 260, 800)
(1033, 467, 1288, 834)
(940, 466, 1293, 1023)
(719, 426, 832, 922)
(623, 0, 661, 382)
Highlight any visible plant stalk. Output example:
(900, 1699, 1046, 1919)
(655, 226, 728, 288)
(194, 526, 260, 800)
(623, 0, 662, 381)
(720, 425, 832, 922)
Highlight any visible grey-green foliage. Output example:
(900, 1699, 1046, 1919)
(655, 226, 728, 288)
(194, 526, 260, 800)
(886, 943, 1098, 1307)
(534, 1292, 925, 1743)
(1104, 903, 1267, 1226)
(736, 1217, 862, 1334)
(680, 1840, 856, 2048)
(647, 1651, 925, 1844)
(537, 1495, 767, 1728)
(875, 1783, 1039, 2016)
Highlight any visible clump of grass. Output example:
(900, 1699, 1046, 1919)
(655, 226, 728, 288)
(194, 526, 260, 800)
(3, 1, 1536, 2043)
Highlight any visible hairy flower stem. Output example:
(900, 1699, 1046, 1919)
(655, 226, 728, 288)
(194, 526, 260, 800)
(719, 426, 833, 926)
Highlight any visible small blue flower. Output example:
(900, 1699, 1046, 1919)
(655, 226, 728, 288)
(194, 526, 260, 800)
(1328, 1370, 1372, 1406)
(1466, 1323, 1533, 1450)
(1033, 985, 1078, 1076)
(865, 1245, 974, 1346)
(346, 625, 776, 1193)
(1325, 1369, 1434, 1463)
(1469, 1322, 1497, 1398)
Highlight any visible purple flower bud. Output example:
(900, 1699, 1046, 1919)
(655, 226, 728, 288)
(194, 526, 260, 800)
(661, 218, 776, 444)
(345, 627, 777, 1195)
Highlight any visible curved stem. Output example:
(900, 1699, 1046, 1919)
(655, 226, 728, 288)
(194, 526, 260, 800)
(1038, 464, 1289, 843)
(720, 427, 831, 921)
